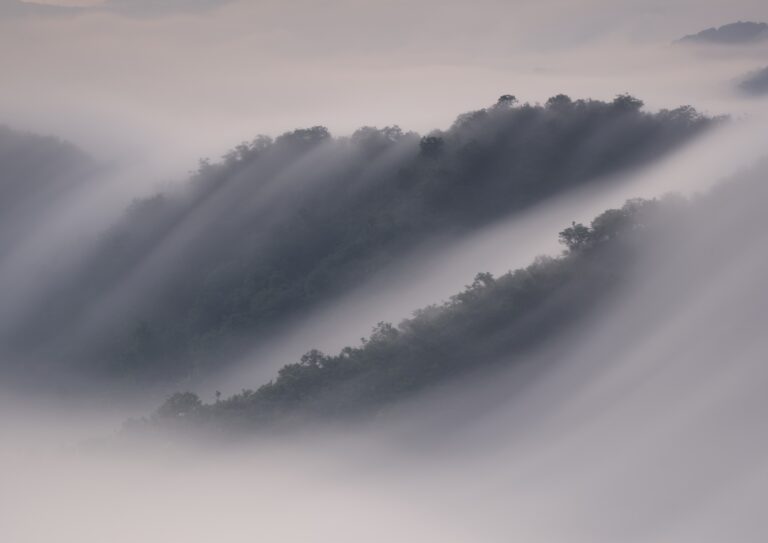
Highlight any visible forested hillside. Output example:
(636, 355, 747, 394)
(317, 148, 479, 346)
(148, 163, 765, 433)
(5, 95, 713, 385)
(146, 197, 672, 431)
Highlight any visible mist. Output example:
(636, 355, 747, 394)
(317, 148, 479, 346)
(5, 154, 768, 542)
(2, 0, 768, 171)
(0, 93, 715, 396)
(4, 1, 768, 541)
(216, 113, 768, 392)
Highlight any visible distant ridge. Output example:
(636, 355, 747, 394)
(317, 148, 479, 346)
(678, 21, 768, 44)
(738, 66, 768, 96)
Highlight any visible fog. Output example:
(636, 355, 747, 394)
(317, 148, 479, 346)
(214, 110, 768, 392)
(0, 95, 714, 395)
(3, 0, 768, 174)
(4, 152, 768, 542)
(4, 0, 768, 541)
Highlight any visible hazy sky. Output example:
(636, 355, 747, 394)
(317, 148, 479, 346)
(3, 0, 768, 174)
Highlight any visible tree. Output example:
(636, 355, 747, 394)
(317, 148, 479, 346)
(546, 94, 573, 112)
(612, 94, 644, 113)
(559, 222, 591, 251)
(471, 272, 495, 289)
(299, 349, 326, 368)
(276, 126, 331, 148)
(419, 135, 444, 157)
(156, 392, 202, 418)
(495, 94, 518, 108)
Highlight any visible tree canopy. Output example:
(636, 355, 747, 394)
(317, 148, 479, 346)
(148, 198, 670, 432)
(4, 95, 715, 386)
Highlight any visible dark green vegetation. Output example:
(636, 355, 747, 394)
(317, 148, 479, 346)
(678, 21, 768, 44)
(4, 95, 713, 385)
(149, 198, 670, 431)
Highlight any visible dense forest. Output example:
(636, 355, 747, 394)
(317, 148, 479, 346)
(146, 197, 669, 432)
(147, 161, 766, 433)
(3, 95, 714, 386)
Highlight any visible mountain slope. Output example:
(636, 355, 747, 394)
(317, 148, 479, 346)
(738, 66, 768, 96)
(149, 163, 767, 433)
(5, 95, 714, 386)
(0, 125, 92, 244)
(678, 21, 768, 44)
(148, 197, 669, 430)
